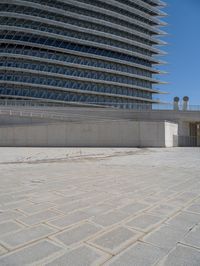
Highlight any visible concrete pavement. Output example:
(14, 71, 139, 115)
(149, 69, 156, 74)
(0, 147, 200, 265)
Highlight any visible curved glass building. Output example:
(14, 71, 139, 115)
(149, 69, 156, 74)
(0, 0, 166, 108)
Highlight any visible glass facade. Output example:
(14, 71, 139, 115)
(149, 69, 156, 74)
(0, 0, 166, 108)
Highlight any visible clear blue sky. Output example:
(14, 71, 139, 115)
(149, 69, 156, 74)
(157, 0, 200, 105)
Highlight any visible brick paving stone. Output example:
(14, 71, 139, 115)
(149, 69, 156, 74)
(181, 224, 200, 249)
(194, 198, 200, 204)
(152, 190, 178, 200)
(142, 196, 161, 205)
(17, 210, 60, 226)
(0, 194, 28, 205)
(55, 201, 90, 214)
(51, 222, 102, 247)
(126, 214, 164, 232)
(30, 195, 62, 204)
(19, 202, 56, 215)
(88, 226, 142, 255)
(142, 225, 186, 252)
(102, 197, 132, 207)
(147, 204, 180, 217)
(167, 192, 199, 207)
(0, 200, 34, 211)
(83, 203, 114, 216)
(53, 195, 84, 206)
(0, 210, 25, 222)
(159, 244, 200, 266)
(0, 224, 56, 250)
(0, 240, 63, 265)
(92, 210, 129, 227)
(185, 204, 200, 214)
(105, 241, 166, 266)
(118, 202, 149, 215)
(48, 211, 90, 229)
(45, 245, 110, 266)
(166, 211, 200, 231)
(0, 221, 23, 236)
(0, 245, 7, 256)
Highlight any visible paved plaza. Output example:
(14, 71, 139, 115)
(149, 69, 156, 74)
(0, 147, 200, 265)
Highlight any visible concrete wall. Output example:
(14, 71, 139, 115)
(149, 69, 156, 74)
(0, 115, 55, 125)
(0, 120, 178, 147)
(165, 122, 179, 147)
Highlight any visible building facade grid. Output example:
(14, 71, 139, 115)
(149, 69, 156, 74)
(0, 0, 166, 108)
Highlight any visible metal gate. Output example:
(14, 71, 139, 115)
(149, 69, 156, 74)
(177, 136, 200, 147)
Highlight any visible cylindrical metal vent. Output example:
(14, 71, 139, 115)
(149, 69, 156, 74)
(173, 97, 180, 110)
(182, 96, 189, 111)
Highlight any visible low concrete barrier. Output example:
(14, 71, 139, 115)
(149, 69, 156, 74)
(0, 120, 178, 147)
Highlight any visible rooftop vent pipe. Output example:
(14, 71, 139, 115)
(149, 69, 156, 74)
(182, 96, 189, 111)
(173, 97, 179, 110)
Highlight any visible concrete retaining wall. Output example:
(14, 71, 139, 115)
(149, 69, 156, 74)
(0, 120, 178, 147)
